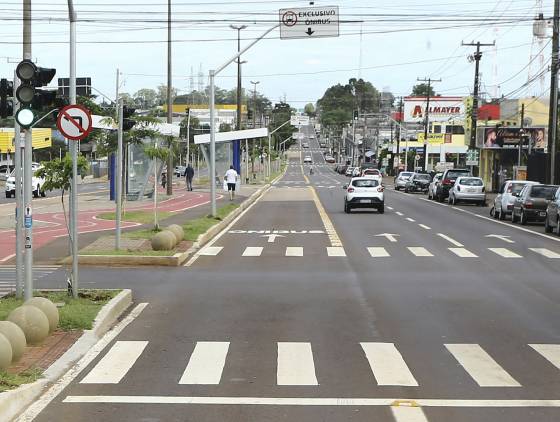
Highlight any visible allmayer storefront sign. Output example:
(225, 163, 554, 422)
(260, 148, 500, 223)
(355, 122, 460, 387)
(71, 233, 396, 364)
(403, 96, 465, 123)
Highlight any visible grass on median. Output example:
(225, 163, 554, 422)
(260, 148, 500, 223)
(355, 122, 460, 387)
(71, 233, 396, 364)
(0, 368, 43, 392)
(0, 290, 120, 331)
(97, 210, 173, 225)
(80, 249, 174, 257)
(182, 203, 239, 241)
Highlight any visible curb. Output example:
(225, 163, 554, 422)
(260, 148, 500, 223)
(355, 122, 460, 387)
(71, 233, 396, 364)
(0, 289, 133, 422)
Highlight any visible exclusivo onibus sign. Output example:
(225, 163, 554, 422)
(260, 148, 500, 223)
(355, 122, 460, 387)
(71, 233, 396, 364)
(279, 6, 339, 39)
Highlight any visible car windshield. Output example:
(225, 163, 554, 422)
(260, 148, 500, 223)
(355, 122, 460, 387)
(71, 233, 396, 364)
(447, 170, 469, 179)
(352, 179, 379, 187)
(416, 174, 431, 180)
(530, 186, 558, 199)
(508, 183, 527, 194)
(400, 172, 413, 178)
(459, 178, 483, 186)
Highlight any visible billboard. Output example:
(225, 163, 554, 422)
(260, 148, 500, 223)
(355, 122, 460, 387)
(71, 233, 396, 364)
(479, 127, 546, 150)
(403, 96, 465, 123)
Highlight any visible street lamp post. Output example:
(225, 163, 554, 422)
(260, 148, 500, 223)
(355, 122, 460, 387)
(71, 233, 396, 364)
(230, 24, 247, 175)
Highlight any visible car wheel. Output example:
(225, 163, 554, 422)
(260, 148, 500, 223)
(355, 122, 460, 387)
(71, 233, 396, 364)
(511, 209, 518, 223)
(33, 185, 39, 198)
(404, 187, 409, 193)
(5, 192, 11, 198)
(40, 189, 46, 197)
(520, 209, 528, 225)
(545, 215, 553, 233)
(437, 192, 443, 202)
(449, 195, 455, 205)
(344, 201, 350, 213)
(378, 204, 385, 214)
(498, 206, 506, 220)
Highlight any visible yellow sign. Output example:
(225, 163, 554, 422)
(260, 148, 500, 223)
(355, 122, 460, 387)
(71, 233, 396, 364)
(417, 133, 451, 144)
(164, 104, 247, 113)
(0, 128, 52, 152)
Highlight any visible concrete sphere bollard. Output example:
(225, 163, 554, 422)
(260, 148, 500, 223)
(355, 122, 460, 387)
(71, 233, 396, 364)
(0, 321, 26, 362)
(0, 333, 13, 370)
(166, 224, 184, 243)
(25, 297, 59, 333)
(7, 305, 50, 345)
(151, 230, 177, 251)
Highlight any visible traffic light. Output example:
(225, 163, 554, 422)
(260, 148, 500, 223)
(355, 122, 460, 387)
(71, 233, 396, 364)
(247, 108, 253, 122)
(353, 110, 359, 120)
(0, 78, 14, 119)
(122, 106, 136, 131)
(14, 59, 56, 128)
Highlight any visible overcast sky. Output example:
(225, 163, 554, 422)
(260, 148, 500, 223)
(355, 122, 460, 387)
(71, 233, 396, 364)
(0, 0, 554, 108)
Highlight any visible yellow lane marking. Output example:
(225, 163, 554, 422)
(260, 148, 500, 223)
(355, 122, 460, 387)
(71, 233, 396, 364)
(309, 185, 342, 247)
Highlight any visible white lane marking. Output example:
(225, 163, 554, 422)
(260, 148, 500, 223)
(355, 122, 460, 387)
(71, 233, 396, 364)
(285, 247, 304, 257)
(485, 234, 515, 243)
(529, 248, 560, 259)
(407, 247, 433, 257)
(448, 248, 478, 258)
(367, 247, 390, 258)
(199, 246, 223, 256)
(242, 247, 263, 257)
(387, 206, 394, 210)
(327, 246, 346, 257)
(80, 341, 148, 384)
(277, 342, 318, 386)
(396, 212, 404, 216)
(406, 218, 416, 222)
(360, 343, 418, 386)
(18, 303, 148, 421)
(445, 344, 521, 387)
(418, 224, 431, 230)
(436, 233, 463, 247)
(179, 342, 230, 385)
(530, 344, 560, 370)
(488, 248, 522, 258)
(391, 406, 430, 422)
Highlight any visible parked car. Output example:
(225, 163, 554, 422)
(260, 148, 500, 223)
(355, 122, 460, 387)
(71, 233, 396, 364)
(404, 173, 432, 193)
(302, 142, 309, 148)
(343, 177, 385, 214)
(394, 171, 413, 190)
(544, 187, 560, 235)
(174, 165, 186, 177)
(303, 156, 313, 164)
(352, 167, 361, 177)
(325, 155, 335, 164)
(447, 176, 486, 206)
(345, 167, 356, 177)
(493, 180, 539, 220)
(512, 184, 559, 224)
(427, 173, 443, 200)
(5, 168, 46, 198)
(336, 164, 348, 174)
(435, 168, 471, 202)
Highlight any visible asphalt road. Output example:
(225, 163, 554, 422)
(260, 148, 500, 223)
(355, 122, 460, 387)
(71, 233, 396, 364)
(23, 126, 560, 422)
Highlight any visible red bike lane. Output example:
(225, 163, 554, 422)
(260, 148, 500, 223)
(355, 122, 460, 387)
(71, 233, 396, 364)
(0, 191, 213, 262)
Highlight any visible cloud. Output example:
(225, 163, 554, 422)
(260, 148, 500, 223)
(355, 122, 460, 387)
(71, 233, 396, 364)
(304, 59, 322, 65)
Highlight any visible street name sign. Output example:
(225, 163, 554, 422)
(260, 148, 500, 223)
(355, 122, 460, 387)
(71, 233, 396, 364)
(56, 104, 93, 141)
(279, 6, 339, 40)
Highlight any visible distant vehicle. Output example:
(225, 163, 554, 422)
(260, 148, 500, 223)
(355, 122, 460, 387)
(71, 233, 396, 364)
(325, 155, 335, 164)
(5, 168, 46, 198)
(302, 142, 309, 148)
(512, 184, 559, 225)
(174, 165, 186, 177)
(352, 167, 361, 177)
(343, 177, 385, 214)
(345, 167, 356, 177)
(448, 176, 486, 206)
(493, 180, 539, 220)
(404, 173, 432, 193)
(394, 171, 413, 190)
(427, 173, 443, 200)
(303, 156, 313, 164)
(319, 142, 327, 148)
(544, 186, 560, 234)
(435, 168, 471, 202)
(362, 168, 381, 177)
(336, 164, 347, 174)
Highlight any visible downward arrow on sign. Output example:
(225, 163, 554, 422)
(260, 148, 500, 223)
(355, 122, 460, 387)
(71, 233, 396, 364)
(305, 28, 314, 36)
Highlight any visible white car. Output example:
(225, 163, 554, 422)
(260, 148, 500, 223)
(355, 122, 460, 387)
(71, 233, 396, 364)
(344, 177, 385, 213)
(427, 173, 443, 200)
(448, 176, 486, 206)
(303, 156, 313, 164)
(493, 180, 539, 220)
(345, 167, 355, 177)
(5, 168, 46, 198)
(352, 167, 361, 177)
(394, 171, 413, 190)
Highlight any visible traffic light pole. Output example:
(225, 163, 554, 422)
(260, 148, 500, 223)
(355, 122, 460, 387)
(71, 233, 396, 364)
(115, 98, 123, 249)
(13, 72, 23, 299)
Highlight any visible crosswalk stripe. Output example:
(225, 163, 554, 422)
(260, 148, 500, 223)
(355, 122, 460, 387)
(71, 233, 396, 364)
(448, 248, 478, 258)
(529, 344, 560, 370)
(199, 246, 223, 256)
(406, 218, 416, 222)
(360, 343, 418, 386)
(396, 212, 404, 216)
(445, 344, 521, 387)
(327, 247, 346, 257)
(419, 224, 431, 230)
(529, 248, 560, 259)
(277, 342, 318, 386)
(285, 247, 303, 257)
(437, 233, 463, 247)
(407, 247, 433, 257)
(488, 248, 522, 258)
(391, 407, 430, 422)
(179, 341, 230, 385)
(368, 247, 390, 258)
(80, 341, 148, 384)
(242, 247, 263, 257)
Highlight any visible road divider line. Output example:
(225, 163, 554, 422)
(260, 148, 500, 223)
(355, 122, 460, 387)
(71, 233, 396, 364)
(437, 233, 464, 247)
(309, 186, 343, 247)
(179, 342, 230, 385)
(277, 342, 318, 386)
(445, 344, 521, 387)
(361, 343, 418, 386)
(80, 341, 148, 384)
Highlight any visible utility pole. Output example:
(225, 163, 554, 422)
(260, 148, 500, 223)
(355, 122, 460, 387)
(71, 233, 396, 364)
(230, 25, 247, 175)
(548, 0, 559, 184)
(463, 41, 495, 175)
(250, 81, 259, 129)
(166, 0, 173, 195)
(417, 77, 441, 172)
(518, 103, 525, 167)
(396, 97, 403, 174)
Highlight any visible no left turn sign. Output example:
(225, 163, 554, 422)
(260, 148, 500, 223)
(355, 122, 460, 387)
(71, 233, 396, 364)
(56, 104, 93, 141)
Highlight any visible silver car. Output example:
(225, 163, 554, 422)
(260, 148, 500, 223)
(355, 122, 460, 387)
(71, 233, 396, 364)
(394, 171, 413, 190)
(493, 180, 539, 220)
(427, 173, 443, 200)
(448, 177, 486, 206)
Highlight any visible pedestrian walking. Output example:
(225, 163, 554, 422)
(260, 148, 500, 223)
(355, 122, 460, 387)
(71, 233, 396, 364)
(161, 172, 167, 189)
(185, 163, 194, 191)
(224, 165, 238, 201)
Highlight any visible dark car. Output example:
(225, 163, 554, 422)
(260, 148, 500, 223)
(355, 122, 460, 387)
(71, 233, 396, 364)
(512, 184, 559, 225)
(435, 168, 471, 202)
(404, 173, 432, 193)
(544, 186, 560, 234)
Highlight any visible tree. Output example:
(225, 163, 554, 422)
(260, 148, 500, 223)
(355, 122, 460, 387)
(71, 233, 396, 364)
(411, 83, 436, 97)
(144, 142, 171, 230)
(156, 84, 179, 105)
(304, 103, 316, 117)
(134, 88, 158, 109)
(270, 102, 296, 151)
